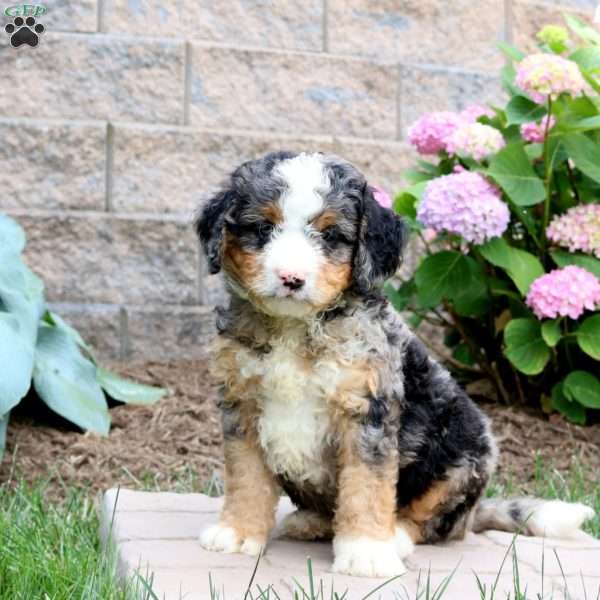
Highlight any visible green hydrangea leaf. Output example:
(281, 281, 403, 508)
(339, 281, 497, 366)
(563, 370, 600, 409)
(561, 133, 600, 185)
(551, 381, 587, 425)
(541, 319, 562, 347)
(504, 318, 550, 375)
(414, 251, 472, 309)
(486, 143, 545, 206)
(550, 250, 600, 279)
(576, 314, 600, 360)
(479, 237, 545, 295)
(505, 96, 547, 125)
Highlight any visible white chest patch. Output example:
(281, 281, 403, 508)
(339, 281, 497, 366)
(243, 331, 337, 488)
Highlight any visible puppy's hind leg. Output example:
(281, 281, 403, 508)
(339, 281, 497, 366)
(278, 510, 333, 541)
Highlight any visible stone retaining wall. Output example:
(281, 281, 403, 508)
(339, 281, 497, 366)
(0, 0, 593, 360)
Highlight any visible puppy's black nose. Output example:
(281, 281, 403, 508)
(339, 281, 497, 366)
(282, 276, 305, 291)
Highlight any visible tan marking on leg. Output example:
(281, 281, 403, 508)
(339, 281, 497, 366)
(397, 518, 424, 544)
(334, 424, 398, 540)
(220, 435, 279, 544)
(328, 362, 380, 417)
(399, 479, 450, 523)
(280, 510, 333, 541)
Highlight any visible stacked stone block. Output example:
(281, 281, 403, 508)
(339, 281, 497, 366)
(0, 0, 593, 360)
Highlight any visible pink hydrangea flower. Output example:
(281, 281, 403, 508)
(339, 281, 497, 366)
(460, 104, 495, 122)
(407, 111, 463, 155)
(546, 204, 600, 258)
(520, 115, 556, 143)
(446, 123, 506, 161)
(526, 266, 600, 320)
(371, 185, 392, 209)
(515, 53, 586, 104)
(417, 171, 510, 244)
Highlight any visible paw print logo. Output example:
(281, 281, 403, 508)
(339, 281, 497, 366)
(4, 16, 44, 47)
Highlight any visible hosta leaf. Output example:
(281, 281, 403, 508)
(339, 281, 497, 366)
(551, 381, 586, 425)
(414, 251, 472, 309)
(541, 319, 562, 347)
(479, 237, 545, 295)
(563, 371, 600, 409)
(0, 214, 25, 257)
(576, 314, 600, 360)
(96, 367, 166, 405)
(505, 96, 546, 125)
(0, 262, 45, 343)
(504, 318, 550, 375)
(44, 311, 96, 362)
(33, 325, 110, 435)
(0, 313, 34, 415)
(0, 411, 8, 459)
(486, 143, 545, 206)
(550, 250, 600, 279)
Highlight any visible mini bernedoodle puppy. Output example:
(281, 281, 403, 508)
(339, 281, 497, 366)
(196, 151, 594, 578)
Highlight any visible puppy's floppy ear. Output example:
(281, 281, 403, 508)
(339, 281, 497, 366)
(195, 189, 236, 274)
(352, 184, 408, 294)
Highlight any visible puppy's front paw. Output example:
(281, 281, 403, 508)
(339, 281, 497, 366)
(199, 523, 264, 556)
(332, 536, 406, 578)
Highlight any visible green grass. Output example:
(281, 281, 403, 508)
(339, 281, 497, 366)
(0, 480, 158, 600)
(0, 458, 597, 600)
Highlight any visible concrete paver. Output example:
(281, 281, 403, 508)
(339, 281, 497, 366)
(99, 489, 600, 600)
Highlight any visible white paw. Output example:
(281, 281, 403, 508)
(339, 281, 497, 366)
(529, 501, 596, 539)
(395, 526, 415, 559)
(199, 523, 264, 556)
(332, 536, 407, 578)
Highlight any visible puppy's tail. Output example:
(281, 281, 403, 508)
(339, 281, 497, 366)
(472, 497, 595, 539)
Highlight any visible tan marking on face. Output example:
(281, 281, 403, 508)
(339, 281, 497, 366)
(311, 209, 338, 231)
(220, 436, 280, 544)
(223, 231, 262, 289)
(334, 423, 398, 540)
(315, 260, 352, 307)
(260, 202, 283, 225)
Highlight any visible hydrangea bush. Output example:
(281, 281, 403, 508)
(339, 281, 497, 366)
(388, 16, 600, 424)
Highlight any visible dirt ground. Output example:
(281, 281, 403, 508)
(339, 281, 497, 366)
(1, 360, 599, 497)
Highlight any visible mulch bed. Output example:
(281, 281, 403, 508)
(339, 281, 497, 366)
(1, 360, 598, 497)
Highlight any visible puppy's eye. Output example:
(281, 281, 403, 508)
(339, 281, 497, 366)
(321, 225, 347, 245)
(257, 222, 274, 239)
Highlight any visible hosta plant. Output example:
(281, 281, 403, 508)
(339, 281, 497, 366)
(388, 16, 600, 424)
(0, 213, 166, 457)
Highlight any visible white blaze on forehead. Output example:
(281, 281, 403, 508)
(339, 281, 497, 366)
(275, 153, 330, 228)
